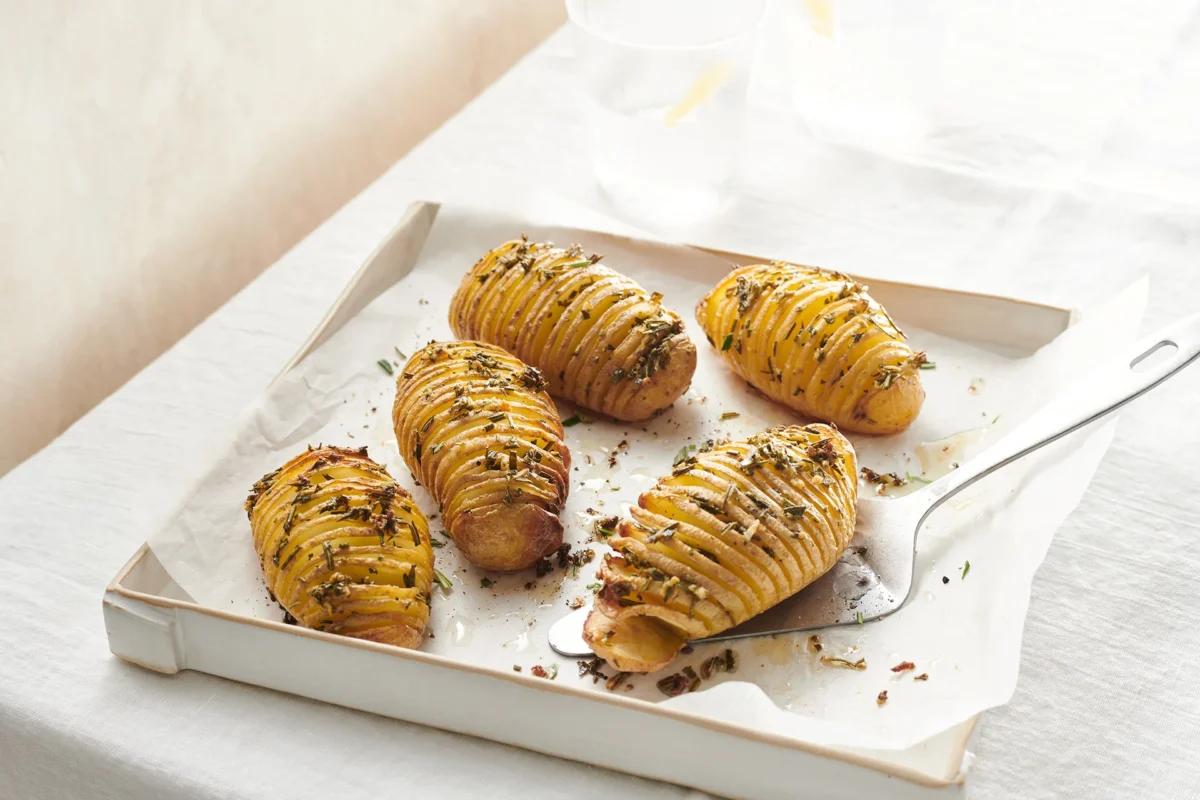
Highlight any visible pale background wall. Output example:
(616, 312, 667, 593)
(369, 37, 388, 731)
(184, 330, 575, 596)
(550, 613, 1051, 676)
(0, 0, 564, 475)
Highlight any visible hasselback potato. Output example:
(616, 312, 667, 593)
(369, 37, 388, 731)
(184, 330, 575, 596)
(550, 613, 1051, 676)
(393, 340, 570, 571)
(584, 424, 857, 673)
(449, 237, 696, 421)
(696, 262, 926, 434)
(245, 445, 433, 648)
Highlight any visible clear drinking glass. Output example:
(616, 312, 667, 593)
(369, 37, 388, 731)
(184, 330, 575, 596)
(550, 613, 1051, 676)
(566, 0, 764, 226)
(781, 0, 942, 152)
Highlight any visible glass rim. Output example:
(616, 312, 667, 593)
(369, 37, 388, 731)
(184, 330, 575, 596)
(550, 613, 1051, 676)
(565, 0, 766, 52)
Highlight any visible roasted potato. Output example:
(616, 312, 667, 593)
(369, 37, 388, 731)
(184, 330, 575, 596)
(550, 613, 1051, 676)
(696, 262, 926, 434)
(245, 445, 433, 648)
(393, 340, 569, 571)
(449, 237, 696, 421)
(585, 424, 857, 673)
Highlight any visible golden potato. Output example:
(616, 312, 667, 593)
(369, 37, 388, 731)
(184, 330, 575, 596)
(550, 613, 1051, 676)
(245, 445, 433, 648)
(585, 424, 857, 673)
(696, 262, 926, 434)
(393, 340, 569, 571)
(449, 237, 696, 421)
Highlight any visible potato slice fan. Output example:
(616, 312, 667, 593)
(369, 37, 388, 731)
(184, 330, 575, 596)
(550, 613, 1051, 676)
(550, 312, 1200, 658)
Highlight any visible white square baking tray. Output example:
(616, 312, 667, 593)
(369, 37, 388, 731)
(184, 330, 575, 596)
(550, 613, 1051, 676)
(104, 201, 1081, 799)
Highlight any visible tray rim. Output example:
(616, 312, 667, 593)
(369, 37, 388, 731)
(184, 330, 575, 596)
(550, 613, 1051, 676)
(107, 541, 976, 789)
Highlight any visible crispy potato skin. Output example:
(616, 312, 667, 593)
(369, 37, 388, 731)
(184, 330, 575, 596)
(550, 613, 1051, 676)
(393, 341, 569, 572)
(585, 424, 857, 673)
(696, 263, 925, 434)
(449, 238, 696, 422)
(245, 446, 433, 648)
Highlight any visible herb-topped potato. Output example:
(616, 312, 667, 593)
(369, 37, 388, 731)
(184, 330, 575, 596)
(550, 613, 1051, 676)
(393, 340, 570, 571)
(449, 237, 696, 421)
(584, 424, 857, 673)
(696, 263, 926, 434)
(245, 445, 434, 648)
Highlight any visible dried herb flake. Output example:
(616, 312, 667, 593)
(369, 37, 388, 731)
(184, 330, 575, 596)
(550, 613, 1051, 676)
(820, 656, 867, 671)
(673, 443, 697, 466)
(433, 569, 453, 591)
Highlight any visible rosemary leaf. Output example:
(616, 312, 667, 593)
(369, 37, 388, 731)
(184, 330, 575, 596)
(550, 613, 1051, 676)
(673, 443, 697, 466)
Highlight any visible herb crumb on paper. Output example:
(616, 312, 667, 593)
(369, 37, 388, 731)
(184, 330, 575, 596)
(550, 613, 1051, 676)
(820, 655, 866, 671)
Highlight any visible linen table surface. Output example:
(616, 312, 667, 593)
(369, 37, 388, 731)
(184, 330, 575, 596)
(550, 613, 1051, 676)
(2, 3, 1199, 798)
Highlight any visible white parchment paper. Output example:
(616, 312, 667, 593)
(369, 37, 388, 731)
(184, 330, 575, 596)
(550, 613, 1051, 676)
(149, 205, 1145, 750)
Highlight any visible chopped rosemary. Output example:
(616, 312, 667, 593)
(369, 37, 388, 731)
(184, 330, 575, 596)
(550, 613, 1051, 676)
(606, 671, 630, 691)
(656, 666, 701, 696)
(919, 361, 937, 370)
(433, 569, 453, 591)
(377, 359, 394, 375)
(592, 515, 619, 539)
(820, 655, 867, 670)
(731, 275, 763, 313)
(673, 443, 697, 466)
(480, 577, 495, 589)
(875, 364, 902, 389)
(861, 467, 907, 490)
(699, 648, 738, 679)
(721, 334, 733, 351)
(961, 560, 971, 580)
(719, 411, 740, 421)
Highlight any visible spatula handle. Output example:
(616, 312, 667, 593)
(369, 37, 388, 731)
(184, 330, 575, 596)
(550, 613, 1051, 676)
(924, 311, 1200, 512)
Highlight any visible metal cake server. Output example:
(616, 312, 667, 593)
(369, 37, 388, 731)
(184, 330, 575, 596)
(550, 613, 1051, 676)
(549, 311, 1200, 658)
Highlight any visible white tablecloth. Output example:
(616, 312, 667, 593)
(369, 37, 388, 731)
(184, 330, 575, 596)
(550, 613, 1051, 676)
(3, 4, 1200, 798)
